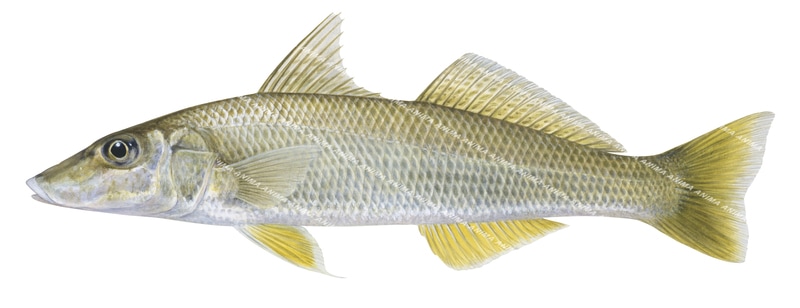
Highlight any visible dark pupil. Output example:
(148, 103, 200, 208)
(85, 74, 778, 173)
(110, 141, 127, 159)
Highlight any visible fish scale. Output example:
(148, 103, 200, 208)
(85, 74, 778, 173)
(155, 93, 673, 226)
(27, 14, 772, 273)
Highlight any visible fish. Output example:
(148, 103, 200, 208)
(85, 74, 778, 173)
(26, 14, 774, 275)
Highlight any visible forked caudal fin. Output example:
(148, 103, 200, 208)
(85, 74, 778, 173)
(644, 112, 774, 262)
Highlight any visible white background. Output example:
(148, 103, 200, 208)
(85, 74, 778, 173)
(1, 1, 797, 307)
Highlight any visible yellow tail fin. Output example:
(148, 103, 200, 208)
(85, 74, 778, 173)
(645, 112, 774, 262)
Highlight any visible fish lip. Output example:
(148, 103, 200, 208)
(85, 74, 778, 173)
(26, 176, 57, 205)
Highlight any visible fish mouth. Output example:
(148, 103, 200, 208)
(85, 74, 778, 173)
(26, 176, 57, 205)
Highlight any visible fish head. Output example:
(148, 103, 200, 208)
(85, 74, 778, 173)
(26, 129, 180, 216)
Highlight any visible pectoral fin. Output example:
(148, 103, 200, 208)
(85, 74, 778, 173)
(236, 224, 331, 275)
(229, 145, 321, 208)
(419, 219, 567, 270)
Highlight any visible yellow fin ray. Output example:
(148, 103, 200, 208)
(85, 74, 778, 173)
(418, 54, 625, 152)
(645, 112, 774, 262)
(419, 219, 567, 270)
(236, 224, 331, 275)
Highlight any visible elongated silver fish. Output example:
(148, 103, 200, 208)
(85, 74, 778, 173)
(27, 14, 773, 274)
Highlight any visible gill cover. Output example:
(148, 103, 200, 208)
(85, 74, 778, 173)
(161, 129, 220, 218)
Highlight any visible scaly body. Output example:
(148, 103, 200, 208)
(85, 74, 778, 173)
(156, 93, 671, 226)
(27, 14, 772, 274)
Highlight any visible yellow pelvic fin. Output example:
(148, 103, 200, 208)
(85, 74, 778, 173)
(419, 219, 567, 270)
(645, 112, 774, 262)
(417, 54, 625, 152)
(236, 224, 331, 275)
(259, 14, 381, 98)
(229, 145, 320, 209)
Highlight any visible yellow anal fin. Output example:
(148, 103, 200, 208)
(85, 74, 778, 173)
(236, 224, 331, 275)
(419, 219, 567, 270)
(418, 54, 625, 152)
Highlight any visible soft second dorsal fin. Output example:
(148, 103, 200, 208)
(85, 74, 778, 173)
(417, 54, 625, 152)
(259, 14, 381, 97)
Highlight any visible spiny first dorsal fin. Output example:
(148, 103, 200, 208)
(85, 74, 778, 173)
(417, 54, 625, 152)
(259, 14, 381, 98)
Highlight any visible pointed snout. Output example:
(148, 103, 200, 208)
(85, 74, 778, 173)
(27, 175, 57, 205)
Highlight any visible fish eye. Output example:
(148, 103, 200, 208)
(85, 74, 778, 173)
(102, 136, 139, 166)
